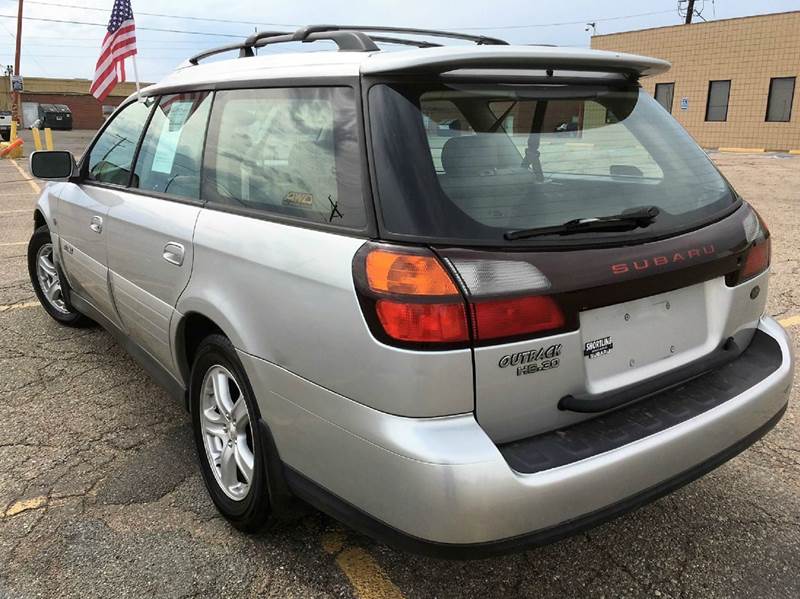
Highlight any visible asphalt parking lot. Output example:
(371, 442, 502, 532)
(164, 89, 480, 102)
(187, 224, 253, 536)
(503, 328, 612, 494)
(0, 131, 798, 599)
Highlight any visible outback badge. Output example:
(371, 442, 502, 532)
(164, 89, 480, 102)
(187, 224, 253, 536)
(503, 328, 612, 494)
(499, 344, 561, 376)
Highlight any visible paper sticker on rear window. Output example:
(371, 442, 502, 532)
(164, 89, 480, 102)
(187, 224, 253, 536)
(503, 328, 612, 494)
(284, 191, 314, 207)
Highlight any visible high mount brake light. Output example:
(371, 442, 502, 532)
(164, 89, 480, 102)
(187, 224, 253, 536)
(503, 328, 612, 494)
(740, 237, 771, 282)
(354, 243, 566, 349)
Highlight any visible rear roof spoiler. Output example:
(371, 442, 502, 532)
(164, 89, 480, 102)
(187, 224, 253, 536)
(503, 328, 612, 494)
(360, 46, 670, 79)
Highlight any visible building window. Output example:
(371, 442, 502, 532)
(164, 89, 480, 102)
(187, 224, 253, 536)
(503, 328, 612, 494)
(765, 77, 795, 122)
(654, 83, 675, 113)
(705, 80, 731, 122)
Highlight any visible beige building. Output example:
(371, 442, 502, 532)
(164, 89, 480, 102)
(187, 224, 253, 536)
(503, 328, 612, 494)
(592, 11, 800, 152)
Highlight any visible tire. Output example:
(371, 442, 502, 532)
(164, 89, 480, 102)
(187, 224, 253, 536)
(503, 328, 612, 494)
(27, 225, 92, 327)
(190, 333, 273, 532)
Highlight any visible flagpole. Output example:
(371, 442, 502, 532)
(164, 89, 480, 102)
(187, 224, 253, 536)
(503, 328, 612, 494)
(131, 54, 142, 101)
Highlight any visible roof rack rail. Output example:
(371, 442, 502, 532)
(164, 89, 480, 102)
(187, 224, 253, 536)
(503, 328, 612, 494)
(287, 25, 508, 47)
(186, 24, 507, 66)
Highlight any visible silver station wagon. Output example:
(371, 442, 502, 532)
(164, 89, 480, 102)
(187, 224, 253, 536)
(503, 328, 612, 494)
(27, 25, 794, 558)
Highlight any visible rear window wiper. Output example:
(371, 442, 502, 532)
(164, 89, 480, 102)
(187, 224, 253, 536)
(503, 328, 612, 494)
(504, 206, 660, 241)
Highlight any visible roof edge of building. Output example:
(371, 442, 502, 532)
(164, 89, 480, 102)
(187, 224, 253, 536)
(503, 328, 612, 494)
(591, 9, 800, 39)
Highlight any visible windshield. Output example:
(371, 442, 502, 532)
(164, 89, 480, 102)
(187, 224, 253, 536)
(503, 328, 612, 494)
(368, 82, 736, 246)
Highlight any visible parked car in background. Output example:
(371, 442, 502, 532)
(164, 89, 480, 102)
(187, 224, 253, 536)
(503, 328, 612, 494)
(25, 25, 794, 559)
(0, 110, 11, 141)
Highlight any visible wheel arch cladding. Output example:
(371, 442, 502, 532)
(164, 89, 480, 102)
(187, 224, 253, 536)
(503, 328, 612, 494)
(33, 209, 46, 231)
(177, 312, 227, 381)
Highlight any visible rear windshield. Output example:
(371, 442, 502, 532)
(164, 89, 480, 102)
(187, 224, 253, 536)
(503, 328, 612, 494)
(368, 82, 736, 246)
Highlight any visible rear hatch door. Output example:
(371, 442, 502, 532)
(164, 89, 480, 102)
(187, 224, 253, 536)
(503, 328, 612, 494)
(439, 205, 765, 443)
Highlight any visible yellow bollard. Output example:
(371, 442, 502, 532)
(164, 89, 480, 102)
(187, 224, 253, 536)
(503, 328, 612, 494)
(31, 127, 42, 151)
(44, 127, 54, 151)
(10, 120, 17, 141)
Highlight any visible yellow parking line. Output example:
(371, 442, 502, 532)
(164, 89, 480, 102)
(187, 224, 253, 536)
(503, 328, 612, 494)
(0, 209, 31, 215)
(322, 530, 405, 599)
(0, 301, 40, 313)
(0, 241, 26, 246)
(9, 159, 40, 194)
(3, 496, 48, 517)
(778, 314, 800, 328)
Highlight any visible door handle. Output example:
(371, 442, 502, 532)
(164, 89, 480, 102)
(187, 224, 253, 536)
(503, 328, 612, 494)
(89, 215, 103, 234)
(162, 242, 185, 266)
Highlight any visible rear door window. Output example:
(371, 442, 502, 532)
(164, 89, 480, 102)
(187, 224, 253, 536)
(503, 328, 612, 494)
(203, 87, 366, 229)
(132, 92, 212, 200)
(86, 100, 153, 186)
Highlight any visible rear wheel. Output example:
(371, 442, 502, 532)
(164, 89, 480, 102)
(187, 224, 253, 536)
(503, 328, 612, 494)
(27, 225, 91, 327)
(190, 334, 273, 531)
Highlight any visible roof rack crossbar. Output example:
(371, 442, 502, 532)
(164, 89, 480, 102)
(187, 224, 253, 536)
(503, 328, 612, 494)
(248, 30, 380, 52)
(292, 24, 508, 46)
(186, 32, 288, 65)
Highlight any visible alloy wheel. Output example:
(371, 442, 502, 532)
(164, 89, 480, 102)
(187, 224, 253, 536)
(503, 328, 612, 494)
(200, 365, 255, 501)
(36, 243, 69, 314)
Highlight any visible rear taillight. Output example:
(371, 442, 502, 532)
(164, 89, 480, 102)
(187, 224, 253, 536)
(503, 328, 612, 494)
(739, 237, 771, 281)
(375, 300, 469, 343)
(353, 243, 566, 349)
(471, 296, 565, 341)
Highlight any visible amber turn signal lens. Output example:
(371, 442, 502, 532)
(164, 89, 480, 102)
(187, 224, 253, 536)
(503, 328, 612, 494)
(366, 250, 459, 296)
(740, 238, 771, 281)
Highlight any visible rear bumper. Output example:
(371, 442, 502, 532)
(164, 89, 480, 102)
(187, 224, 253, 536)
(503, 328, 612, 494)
(239, 316, 793, 558)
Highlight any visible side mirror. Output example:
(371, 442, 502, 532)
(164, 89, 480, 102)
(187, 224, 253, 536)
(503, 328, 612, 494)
(30, 150, 77, 180)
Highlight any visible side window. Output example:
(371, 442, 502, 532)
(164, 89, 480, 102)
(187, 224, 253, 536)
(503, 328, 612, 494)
(654, 82, 675, 113)
(132, 92, 212, 199)
(765, 77, 795, 123)
(204, 87, 366, 229)
(705, 80, 731, 122)
(86, 99, 153, 185)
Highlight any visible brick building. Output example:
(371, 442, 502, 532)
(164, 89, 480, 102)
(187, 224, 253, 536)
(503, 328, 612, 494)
(592, 11, 800, 152)
(0, 76, 147, 129)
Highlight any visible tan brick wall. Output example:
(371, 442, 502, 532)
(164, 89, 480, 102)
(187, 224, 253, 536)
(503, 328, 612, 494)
(592, 11, 800, 151)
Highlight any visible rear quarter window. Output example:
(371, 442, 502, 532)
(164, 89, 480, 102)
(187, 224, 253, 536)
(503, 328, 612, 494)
(203, 86, 366, 229)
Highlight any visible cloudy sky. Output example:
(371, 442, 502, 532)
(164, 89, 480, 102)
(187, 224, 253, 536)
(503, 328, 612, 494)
(0, 0, 797, 82)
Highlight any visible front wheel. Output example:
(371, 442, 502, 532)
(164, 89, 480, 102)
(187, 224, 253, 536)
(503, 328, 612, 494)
(190, 334, 273, 532)
(27, 225, 91, 327)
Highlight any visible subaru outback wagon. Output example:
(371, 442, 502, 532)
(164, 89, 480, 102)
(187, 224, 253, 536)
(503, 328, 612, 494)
(27, 26, 793, 558)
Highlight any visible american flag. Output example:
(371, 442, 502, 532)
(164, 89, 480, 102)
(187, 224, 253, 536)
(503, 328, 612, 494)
(90, 0, 138, 101)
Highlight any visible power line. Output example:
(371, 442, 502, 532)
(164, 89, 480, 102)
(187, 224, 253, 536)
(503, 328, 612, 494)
(0, 13, 246, 38)
(0, 2, 681, 34)
(0, 0, 299, 28)
(458, 10, 678, 30)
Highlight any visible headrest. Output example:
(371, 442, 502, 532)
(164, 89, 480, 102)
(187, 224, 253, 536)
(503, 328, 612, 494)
(440, 134, 520, 176)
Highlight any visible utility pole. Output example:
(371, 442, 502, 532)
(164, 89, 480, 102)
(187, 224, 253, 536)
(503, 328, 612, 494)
(685, 0, 695, 24)
(13, 0, 23, 126)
